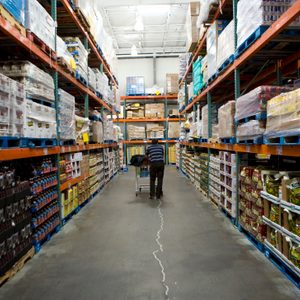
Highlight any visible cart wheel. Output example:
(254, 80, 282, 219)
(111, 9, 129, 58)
(136, 192, 138, 196)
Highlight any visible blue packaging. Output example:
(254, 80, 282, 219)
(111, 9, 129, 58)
(0, 0, 25, 25)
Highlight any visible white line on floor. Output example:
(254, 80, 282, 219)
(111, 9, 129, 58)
(153, 200, 170, 299)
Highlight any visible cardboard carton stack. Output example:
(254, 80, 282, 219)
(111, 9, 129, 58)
(128, 125, 146, 140)
(168, 123, 180, 139)
(166, 74, 179, 94)
(146, 124, 164, 139)
(186, 2, 200, 52)
(145, 103, 164, 118)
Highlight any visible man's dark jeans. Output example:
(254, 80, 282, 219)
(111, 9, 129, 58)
(150, 162, 165, 198)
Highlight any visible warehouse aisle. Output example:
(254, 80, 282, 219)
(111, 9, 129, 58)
(0, 167, 299, 300)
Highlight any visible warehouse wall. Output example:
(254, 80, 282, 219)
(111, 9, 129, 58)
(117, 57, 179, 96)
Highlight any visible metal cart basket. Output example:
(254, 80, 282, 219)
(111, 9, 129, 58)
(135, 165, 150, 196)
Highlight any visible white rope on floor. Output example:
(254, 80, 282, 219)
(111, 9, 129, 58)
(153, 200, 170, 300)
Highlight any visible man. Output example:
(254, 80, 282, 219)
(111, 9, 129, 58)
(146, 139, 165, 200)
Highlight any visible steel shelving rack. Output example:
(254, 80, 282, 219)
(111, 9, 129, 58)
(116, 94, 182, 164)
(0, 0, 119, 242)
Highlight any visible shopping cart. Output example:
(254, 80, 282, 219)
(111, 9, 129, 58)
(135, 165, 150, 196)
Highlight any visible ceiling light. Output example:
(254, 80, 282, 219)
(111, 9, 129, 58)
(131, 45, 138, 56)
(134, 15, 144, 31)
(137, 5, 170, 16)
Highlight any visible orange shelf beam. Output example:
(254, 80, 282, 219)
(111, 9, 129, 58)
(180, 142, 300, 157)
(121, 95, 178, 101)
(60, 175, 84, 192)
(122, 140, 177, 145)
(60, 0, 117, 87)
(183, 1, 300, 113)
(113, 118, 184, 123)
(0, 14, 113, 113)
(60, 143, 118, 154)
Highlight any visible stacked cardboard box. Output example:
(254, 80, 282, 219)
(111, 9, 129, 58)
(145, 103, 164, 118)
(186, 2, 200, 52)
(166, 74, 179, 94)
(168, 122, 180, 139)
(218, 101, 235, 139)
(128, 125, 146, 140)
(146, 124, 164, 139)
(126, 103, 145, 118)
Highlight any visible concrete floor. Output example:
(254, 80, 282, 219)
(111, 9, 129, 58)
(0, 167, 299, 300)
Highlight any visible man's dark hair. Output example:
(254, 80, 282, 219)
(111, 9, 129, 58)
(152, 139, 159, 144)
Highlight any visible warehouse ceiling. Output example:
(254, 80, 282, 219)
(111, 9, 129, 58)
(98, 0, 193, 57)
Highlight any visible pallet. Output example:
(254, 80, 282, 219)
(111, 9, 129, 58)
(264, 242, 300, 289)
(235, 112, 267, 125)
(0, 247, 35, 286)
(34, 225, 61, 253)
(57, 57, 75, 76)
(208, 138, 219, 144)
(199, 138, 208, 143)
(27, 97, 55, 108)
(26, 31, 57, 61)
(237, 136, 264, 145)
(60, 139, 76, 146)
(220, 207, 236, 225)
(126, 93, 146, 97)
(0, 5, 26, 37)
(208, 73, 218, 84)
(238, 224, 265, 252)
(95, 91, 103, 99)
(0, 137, 58, 148)
(264, 133, 300, 145)
(217, 54, 235, 74)
(75, 71, 88, 86)
(104, 140, 115, 144)
(235, 26, 268, 58)
(220, 137, 236, 144)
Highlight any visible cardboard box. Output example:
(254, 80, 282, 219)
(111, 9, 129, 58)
(186, 14, 199, 52)
(188, 2, 200, 16)
(145, 103, 164, 118)
(166, 73, 179, 94)
(168, 123, 180, 139)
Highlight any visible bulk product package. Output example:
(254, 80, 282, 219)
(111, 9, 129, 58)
(265, 88, 300, 138)
(24, 99, 56, 139)
(145, 103, 164, 118)
(127, 125, 146, 140)
(178, 53, 192, 81)
(237, 0, 300, 49)
(75, 115, 90, 145)
(64, 37, 88, 82)
(202, 103, 218, 139)
(186, 2, 200, 52)
(126, 103, 145, 119)
(0, 0, 25, 25)
(193, 57, 204, 95)
(146, 124, 164, 139)
(88, 68, 97, 92)
(57, 36, 77, 72)
(0, 73, 26, 137)
(90, 121, 104, 144)
(166, 74, 179, 94)
(218, 101, 235, 139)
(58, 89, 75, 141)
(126, 76, 145, 96)
(0, 61, 55, 103)
(25, 0, 56, 51)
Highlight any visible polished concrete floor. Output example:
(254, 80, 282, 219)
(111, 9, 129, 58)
(1, 167, 299, 300)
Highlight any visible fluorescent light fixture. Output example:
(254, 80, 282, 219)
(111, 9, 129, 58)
(137, 5, 170, 16)
(131, 44, 138, 56)
(134, 15, 144, 31)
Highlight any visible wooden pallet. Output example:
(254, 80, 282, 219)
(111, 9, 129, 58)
(57, 57, 75, 76)
(26, 31, 57, 60)
(208, 138, 219, 144)
(0, 5, 26, 36)
(0, 247, 35, 286)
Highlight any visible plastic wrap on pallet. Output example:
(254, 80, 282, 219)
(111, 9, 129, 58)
(0, 61, 55, 103)
(0, 0, 25, 25)
(128, 124, 146, 140)
(197, 0, 219, 28)
(145, 103, 164, 118)
(217, 21, 234, 70)
(237, 0, 300, 48)
(265, 88, 300, 137)
(24, 99, 56, 139)
(90, 121, 103, 143)
(237, 120, 266, 140)
(59, 89, 75, 141)
(178, 53, 192, 80)
(126, 76, 145, 96)
(75, 115, 90, 144)
(202, 104, 218, 139)
(235, 86, 292, 121)
(206, 22, 218, 80)
(57, 36, 76, 71)
(88, 68, 97, 91)
(193, 57, 204, 95)
(201, 55, 208, 85)
(218, 100, 235, 139)
(25, 0, 55, 51)
(146, 123, 164, 139)
(186, 2, 200, 52)
(168, 122, 180, 139)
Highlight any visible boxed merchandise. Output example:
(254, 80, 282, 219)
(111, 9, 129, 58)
(166, 74, 178, 94)
(197, 0, 219, 28)
(193, 57, 204, 95)
(90, 121, 104, 144)
(128, 125, 145, 140)
(265, 88, 300, 138)
(235, 86, 292, 121)
(186, 3, 200, 52)
(126, 76, 145, 96)
(0, 0, 25, 25)
(88, 68, 97, 91)
(75, 115, 90, 145)
(145, 103, 164, 118)
(126, 103, 145, 118)
(59, 89, 75, 141)
(0, 61, 55, 103)
(206, 22, 218, 80)
(25, 0, 56, 51)
(218, 101, 235, 139)
(57, 36, 76, 71)
(178, 53, 192, 81)
(168, 122, 180, 139)
(237, 120, 266, 141)
(146, 124, 164, 139)
(202, 104, 218, 139)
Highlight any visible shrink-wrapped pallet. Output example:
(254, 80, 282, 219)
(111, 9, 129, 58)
(145, 103, 164, 118)
(128, 125, 146, 140)
(218, 101, 235, 139)
(168, 123, 180, 139)
(237, 120, 266, 140)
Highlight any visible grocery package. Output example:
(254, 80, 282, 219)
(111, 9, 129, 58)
(166, 74, 179, 94)
(237, 120, 266, 141)
(218, 101, 235, 139)
(168, 122, 180, 139)
(235, 86, 291, 121)
(177, 86, 185, 111)
(0, 73, 26, 137)
(193, 57, 204, 95)
(282, 177, 300, 206)
(145, 103, 164, 118)
(126, 76, 145, 96)
(0, 0, 25, 25)
(126, 103, 144, 119)
(197, 0, 219, 28)
(178, 53, 192, 81)
(57, 36, 76, 71)
(25, 0, 56, 51)
(24, 99, 56, 139)
(217, 21, 234, 70)
(0, 61, 55, 103)
(237, 0, 300, 48)
(202, 104, 218, 139)
(186, 2, 200, 52)
(58, 89, 75, 141)
(64, 37, 88, 82)
(88, 68, 97, 91)
(201, 55, 208, 85)
(209, 153, 220, 204)
(127, 125, 146, 140)
(75, 115, 90, 145)
(265, 88, 300, 138)
(90, 121, 104, 144)
(146, 124, 164, 139)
